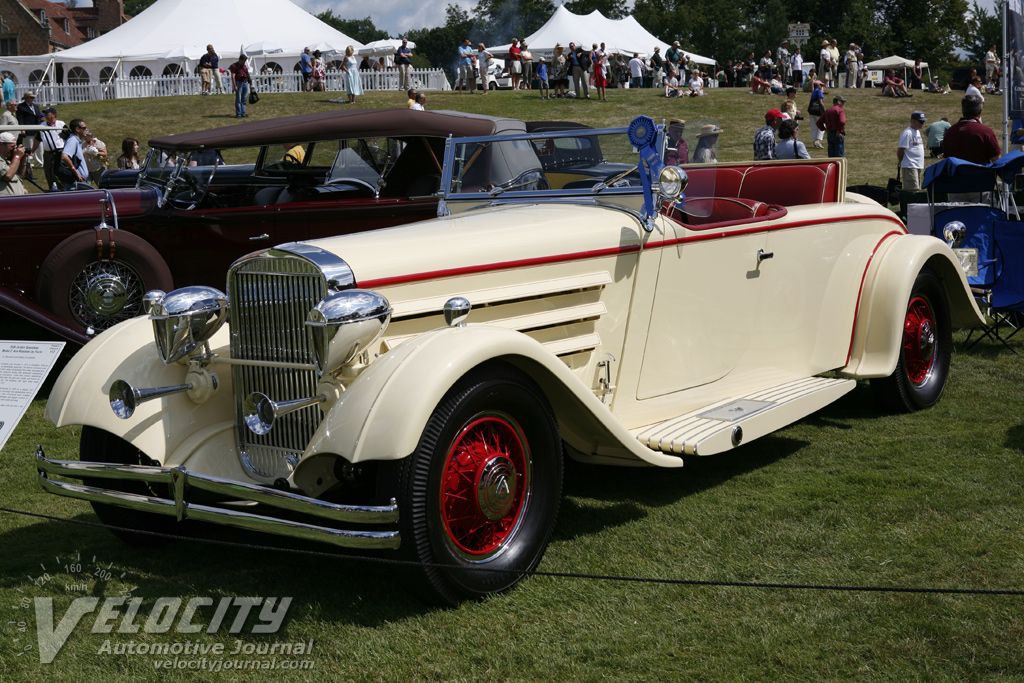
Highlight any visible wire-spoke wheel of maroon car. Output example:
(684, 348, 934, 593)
(37, 231, 173, 333)
(79, 426, 183, 546)
(871, 267, 952, 412)
(393, 363, 563, 605)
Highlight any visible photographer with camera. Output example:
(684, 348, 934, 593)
(0, 131, 28, 195)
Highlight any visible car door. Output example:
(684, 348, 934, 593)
(636, 216, 767, 400)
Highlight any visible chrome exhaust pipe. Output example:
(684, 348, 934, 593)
(109, 379, 193, 419)
(243, 392, 327, 436)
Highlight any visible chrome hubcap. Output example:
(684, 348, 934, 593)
(477, 456, 517, 520)
(918, 320, 935, 364)
(69, 260, 144, 329)
(86, 272, 128, 315)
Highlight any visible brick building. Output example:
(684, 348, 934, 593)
(0, 0, 126, 60)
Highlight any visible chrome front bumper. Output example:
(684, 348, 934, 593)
(36, 448, 400, 550)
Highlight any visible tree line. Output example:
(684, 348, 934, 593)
(119, 0, 1001, 78)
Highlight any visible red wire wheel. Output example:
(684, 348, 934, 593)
(901, 296, 936, 386)
(871, 268, 951, 412)
(440, 412, 532, 559)
(393, 363, 563, 604)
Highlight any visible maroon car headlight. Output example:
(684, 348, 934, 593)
(147, 286, 229, 364)
(305, 290, 392, 376)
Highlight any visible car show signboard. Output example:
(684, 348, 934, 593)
(0, 341, 64, 451)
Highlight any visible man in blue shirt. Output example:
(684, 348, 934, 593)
(457, 38, 475, 94)
(199, 44, 220, 95)
(300, 47, 312, 92)
(61, 118, 90, 187)
(396, 39, 414, 90)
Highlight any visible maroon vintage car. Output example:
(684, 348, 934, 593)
(0, 109, 522, 343)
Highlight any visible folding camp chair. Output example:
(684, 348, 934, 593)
(978, 220, 1024, 355)
(933, 206, 1002, 349)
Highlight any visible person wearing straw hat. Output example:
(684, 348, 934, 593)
(664, 119, 689, 165)
(819, 40, 832, 88)
(692, 124, 722, 163)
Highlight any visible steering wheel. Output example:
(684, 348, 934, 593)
(168, 170, 218, 209)
(325, 177, 378, 196)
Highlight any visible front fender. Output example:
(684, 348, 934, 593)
(44, 316, 238, 476)
(843, 234, 984, 378)
(300, 325, 683, 473)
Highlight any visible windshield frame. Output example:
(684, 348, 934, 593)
(440, 124, 665, 202)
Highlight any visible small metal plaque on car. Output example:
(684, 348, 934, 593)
(698, 399, 774, 422)
(953, 248, 978, 277)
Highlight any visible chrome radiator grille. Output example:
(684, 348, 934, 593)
(228, 254, 327, 483)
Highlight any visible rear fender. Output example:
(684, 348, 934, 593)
(843, 235, 983, 378)
(297, 325, 681, 482)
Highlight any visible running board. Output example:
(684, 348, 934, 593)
(633, 377, 856, 456)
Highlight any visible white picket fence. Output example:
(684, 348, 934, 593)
(13, 68, 450, 105)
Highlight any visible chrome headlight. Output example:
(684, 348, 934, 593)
(658, 165, 687, 199)
(943, 221, 966, 248)
(148, 286, 229, 364)
(306, 290, 392, 376)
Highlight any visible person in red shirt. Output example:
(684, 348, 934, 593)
(509, 38, 522, 90)
(882, 70, 910, 97)
(815, 94, 847, 157)
(942, 95, 1001, 164)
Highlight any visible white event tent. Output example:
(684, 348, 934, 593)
(489, 6, 713, 65)
(864, 55, 931, 84)
(2, 0, 363, 85)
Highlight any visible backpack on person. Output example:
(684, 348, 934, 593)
(579, 50, 592, 70)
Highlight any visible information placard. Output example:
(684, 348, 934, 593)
(0, 341, 65, 452)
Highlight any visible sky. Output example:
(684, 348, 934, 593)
(60, 0, 1002, 41)
(292, 0, 476, 37)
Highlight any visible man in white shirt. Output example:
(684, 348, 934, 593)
(986, 45, 999, 83)
(664, 68, 681, 97)
(628, 53, 646, 89)
(966, 76, 985, 102)
(791, 47, 804, 88)
(897, 111, 927, 192)
(38, 107, 65, 190)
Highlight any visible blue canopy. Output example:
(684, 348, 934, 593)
(923, 151, 1024, 193)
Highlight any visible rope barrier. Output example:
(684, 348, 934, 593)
(2, 505, 1022, 596)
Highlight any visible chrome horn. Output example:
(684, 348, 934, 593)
(243, 392, 327, 436)
(109, 379, 193, 419)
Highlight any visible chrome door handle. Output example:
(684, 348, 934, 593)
(249, 233, 270, 241)
(757, 249, 774, 263)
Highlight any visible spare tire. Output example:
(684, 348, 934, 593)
(36, 230, 173, 333)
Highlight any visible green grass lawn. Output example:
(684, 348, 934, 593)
(2, 87, 1023, 681)
(51, 83, 981, 191)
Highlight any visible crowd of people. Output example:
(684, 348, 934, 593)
(0, 92, 118, 195)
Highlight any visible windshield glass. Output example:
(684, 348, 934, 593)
(448, 129, 639, 196)
(445, 124, 714, 217)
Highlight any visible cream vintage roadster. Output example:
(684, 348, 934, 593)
(37, 117, 983, 604)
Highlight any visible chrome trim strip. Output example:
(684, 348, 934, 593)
(37, 453, 399, 528)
